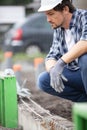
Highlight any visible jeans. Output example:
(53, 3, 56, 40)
(37, 54, 87, 102)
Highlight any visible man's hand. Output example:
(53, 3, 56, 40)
(49, 58, 67, 93)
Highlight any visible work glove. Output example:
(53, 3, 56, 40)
(49, 58, 67, 93)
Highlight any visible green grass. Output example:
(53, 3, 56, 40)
(0, 51, 46, 62)
(13, 52, 46, 62)
(0, 51, 4, 62)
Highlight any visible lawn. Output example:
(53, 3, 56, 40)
(0, 51, 46, 62)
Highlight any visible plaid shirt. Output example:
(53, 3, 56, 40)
(46, 9, 87, 70)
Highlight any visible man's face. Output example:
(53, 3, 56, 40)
(45, 9, 66, 29)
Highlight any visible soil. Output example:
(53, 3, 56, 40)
(19, 61, 73, 122)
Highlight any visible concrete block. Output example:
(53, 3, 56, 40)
(18, 99, 73, 130)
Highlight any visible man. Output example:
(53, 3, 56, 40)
(37, 0, 87, 102)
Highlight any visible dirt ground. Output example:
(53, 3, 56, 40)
(19, 61, 73, 122)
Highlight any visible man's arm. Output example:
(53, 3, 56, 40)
(45, 40, 87, 72)
(61, 40, 87, 63)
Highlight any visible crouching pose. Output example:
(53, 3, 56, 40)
(37, 0, 87, 102)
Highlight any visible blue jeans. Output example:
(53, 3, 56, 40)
(37, 54, 87, 102)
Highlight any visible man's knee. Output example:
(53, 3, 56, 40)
(37, 71, 49, 91)
(37, 72, 45, 90)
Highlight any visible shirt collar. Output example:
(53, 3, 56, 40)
(69, 9, 77, 29)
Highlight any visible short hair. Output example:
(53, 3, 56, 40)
(53, 0, 76, 13)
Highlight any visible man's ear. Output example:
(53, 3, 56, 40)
(63, 6, 69, 13)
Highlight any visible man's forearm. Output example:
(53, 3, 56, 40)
(45, 41, 87, 72)
(61, 40, 87, 63)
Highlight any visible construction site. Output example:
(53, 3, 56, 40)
(0, 50, 86, 130)
(0, 0, 87, 130)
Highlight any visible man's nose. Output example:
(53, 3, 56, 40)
(46, 16, 51, 23)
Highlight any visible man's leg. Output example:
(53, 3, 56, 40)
(79, 54, 87, 94)
(37, 68, 87, 102)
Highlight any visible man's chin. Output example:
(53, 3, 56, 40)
(51, 25, 57, 29)
(52, 26, 59, 29)
(51, 25, 60, 29)
(53, 26, 58, 29)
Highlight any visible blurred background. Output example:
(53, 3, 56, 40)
(0, 0, 87, 55)
(0, 0, 87, 122)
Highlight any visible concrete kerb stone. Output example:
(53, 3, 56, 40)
(18, 99, 74, 130)
(41, 117, 74, 130)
